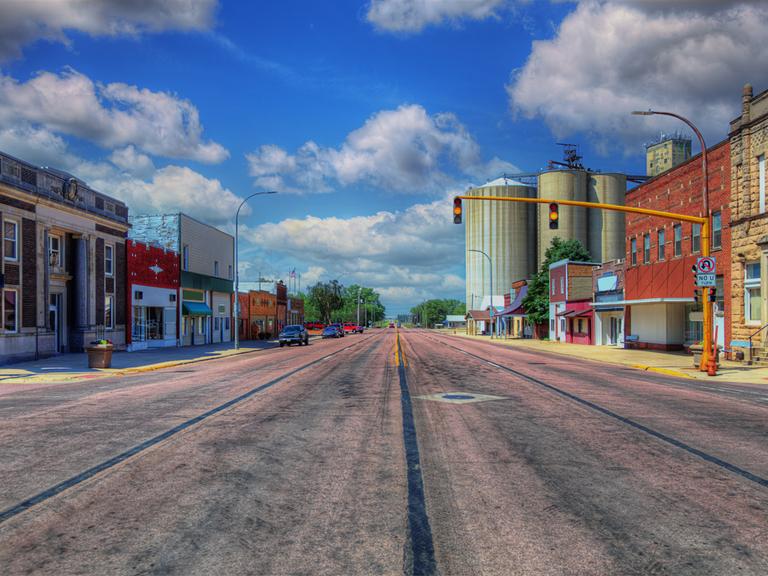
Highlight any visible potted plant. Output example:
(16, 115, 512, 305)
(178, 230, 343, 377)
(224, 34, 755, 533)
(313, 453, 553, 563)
(85, 339, 114, 369)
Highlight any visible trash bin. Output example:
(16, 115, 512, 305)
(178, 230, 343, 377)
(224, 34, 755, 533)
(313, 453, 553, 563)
(86, 344, 114, 369)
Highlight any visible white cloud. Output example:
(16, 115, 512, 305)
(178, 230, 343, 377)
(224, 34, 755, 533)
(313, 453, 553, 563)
(367, 0, 506, 32)
(93, 165, 244, 225)
(241, 192, 466, 311)
(247, 104, 513, 193)
(0, 124, 79, 168)
(508, 0, 768, 150)
(0, 0, 218, 61)
(109, 145, 155, 178)
(0, 68, 228, 163)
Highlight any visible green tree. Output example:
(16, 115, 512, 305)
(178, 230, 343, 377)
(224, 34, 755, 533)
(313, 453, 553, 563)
(339, 284, 386, 324)
(307, 281, 344, 324)
(297, 291, 320, 322)
(410, 298, 465, 328)
(522, 237, 591, 330)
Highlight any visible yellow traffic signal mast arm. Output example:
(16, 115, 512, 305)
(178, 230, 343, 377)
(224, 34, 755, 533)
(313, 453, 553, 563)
(457, 194, 713, 373)
(457, 195, 707, 225)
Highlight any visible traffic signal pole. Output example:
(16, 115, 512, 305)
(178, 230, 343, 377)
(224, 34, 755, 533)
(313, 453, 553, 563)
(457, 194, 713, 373)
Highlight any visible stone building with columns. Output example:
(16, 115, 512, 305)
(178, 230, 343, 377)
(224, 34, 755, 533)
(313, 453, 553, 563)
(729, 84, 768, 358)
(0, 150, 129, 363)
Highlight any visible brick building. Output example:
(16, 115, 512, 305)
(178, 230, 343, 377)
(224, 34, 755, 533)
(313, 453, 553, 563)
(126, 240, 180, 351)
(624, 140, 730, 350)
(1, 150, 128, 363)
(592, 259, 626, 346)
(249, 289, 277, 339)
(548, 259, 600, 344)
(235, 292, 251, 340)
(729, 83, 768, 358)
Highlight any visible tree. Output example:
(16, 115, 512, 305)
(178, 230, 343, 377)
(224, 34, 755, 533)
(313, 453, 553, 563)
(410, 298, 465, 328)
(307, 281, 344, 324)
(339, 284, 386, 324)
(522, 238, 591, 331)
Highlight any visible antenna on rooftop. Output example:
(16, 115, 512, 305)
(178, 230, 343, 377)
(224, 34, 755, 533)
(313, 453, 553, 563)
(548, 143, 585, 170)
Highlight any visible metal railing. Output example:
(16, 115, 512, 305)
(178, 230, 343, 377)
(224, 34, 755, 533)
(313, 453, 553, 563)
(747, 321, 768, 364)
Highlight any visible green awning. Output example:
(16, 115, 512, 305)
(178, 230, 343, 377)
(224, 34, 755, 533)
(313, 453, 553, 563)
(182, 301, 213, 316)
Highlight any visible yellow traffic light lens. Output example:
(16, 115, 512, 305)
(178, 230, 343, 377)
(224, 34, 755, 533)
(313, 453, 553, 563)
(549, 212, 558, 220)
(453, 207, 462, 215)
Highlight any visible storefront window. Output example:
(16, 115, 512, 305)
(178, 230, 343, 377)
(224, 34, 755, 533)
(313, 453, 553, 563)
(4, 289, 17, 332)
(745, 261, 761, 324)
(105, 294, 114, 328)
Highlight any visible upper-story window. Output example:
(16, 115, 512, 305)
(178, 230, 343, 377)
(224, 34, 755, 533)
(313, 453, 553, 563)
(49, 235, 62, 268)
(630, 238, 637, 266)
(673, 224, 682, 257)
(712, 211, 722, 250)
(214, 260, 219, 276)
(105, 244, 114, 276)
(759, 154, 766, 214)
(182, 245, 189, 271)
(560, 276, 564, 295)
(643, 234, 650, 264)
(692, 224, 701, 253)
(657, 229, 665, 261)
(4, 220, 18, 261)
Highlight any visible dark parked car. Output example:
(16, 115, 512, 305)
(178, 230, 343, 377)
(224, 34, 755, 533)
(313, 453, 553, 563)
(279, 324, 309, 347)
(321, 326, 343, 339)
(328, 323, 345, 337)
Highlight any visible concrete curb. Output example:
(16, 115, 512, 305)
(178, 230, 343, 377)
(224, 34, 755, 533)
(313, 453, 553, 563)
(630, 364, 694, 379)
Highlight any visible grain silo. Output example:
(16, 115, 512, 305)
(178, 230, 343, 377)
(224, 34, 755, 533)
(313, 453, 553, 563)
(465, 177, 537, 311)
(537, 170, 588, 265)
(588, 173, 626, 262)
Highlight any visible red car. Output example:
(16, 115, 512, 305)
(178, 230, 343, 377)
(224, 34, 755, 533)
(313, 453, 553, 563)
(343, 323, 365, 334)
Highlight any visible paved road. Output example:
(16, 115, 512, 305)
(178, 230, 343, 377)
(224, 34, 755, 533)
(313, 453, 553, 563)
(1, 329, 767, 575)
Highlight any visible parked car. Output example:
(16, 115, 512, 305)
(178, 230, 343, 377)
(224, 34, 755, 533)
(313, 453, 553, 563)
(328, 323, 345, 337)
(279, 324, 309, 347)
(343, 323, 358, 335)
(305, 322, 325, 330)
(322, 326, 343, 338)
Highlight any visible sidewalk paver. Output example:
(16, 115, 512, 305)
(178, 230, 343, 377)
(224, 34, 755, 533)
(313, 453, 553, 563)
(0, 341, 275, 385)
(440, 331, 768, 385)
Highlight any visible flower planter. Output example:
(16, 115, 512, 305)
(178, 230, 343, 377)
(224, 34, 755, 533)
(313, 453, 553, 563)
(86, 344, 114, 369)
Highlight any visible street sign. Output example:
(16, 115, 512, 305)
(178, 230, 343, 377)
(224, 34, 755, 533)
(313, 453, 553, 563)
(696, 273, 716, 287)
(696, 256, 716, 274)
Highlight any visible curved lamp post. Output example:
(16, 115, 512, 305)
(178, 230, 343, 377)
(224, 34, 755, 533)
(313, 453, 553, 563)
(468, 248, 494, 338)
(234, 191, 278, 349)
(632, 110, 712, 371)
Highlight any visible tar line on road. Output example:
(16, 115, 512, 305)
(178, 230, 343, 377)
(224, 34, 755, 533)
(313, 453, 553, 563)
(0, 334, 382, 526)
(429, 333, 768, 491)
(396, 331, 437, 576)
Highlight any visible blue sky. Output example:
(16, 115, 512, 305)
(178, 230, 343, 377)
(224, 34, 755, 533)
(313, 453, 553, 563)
(0, 0, 765, 314)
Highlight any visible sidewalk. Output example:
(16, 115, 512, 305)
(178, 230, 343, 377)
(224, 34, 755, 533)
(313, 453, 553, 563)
(443, 332, 768, 385)
(0, 340, 276, 385)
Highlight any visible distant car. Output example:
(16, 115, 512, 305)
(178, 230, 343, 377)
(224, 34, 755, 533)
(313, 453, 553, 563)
(355, 325, 364, 333)
(328, 323, 345, 337)
(343, 323, 359, 335)
(322, 326, 343, 338)
(304, 322, 325, 330)
(388, 322, 395, 328)
(279, 324, 309, 347)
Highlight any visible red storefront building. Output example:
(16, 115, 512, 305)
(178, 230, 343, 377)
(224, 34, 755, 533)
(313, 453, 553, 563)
(624, 140, 731, 350)
(126, 240, 180, 351)
(549, 259, 600, 345)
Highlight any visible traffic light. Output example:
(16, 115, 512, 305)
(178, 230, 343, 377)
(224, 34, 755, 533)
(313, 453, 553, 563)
(548, 203, 559, 230)
(453, 196, 462, 224)
(709, 288, 717, 303)
(694, 289, 701, 304)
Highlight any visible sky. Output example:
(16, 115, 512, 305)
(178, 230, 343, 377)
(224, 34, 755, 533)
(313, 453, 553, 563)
(0, 0, 766, 315)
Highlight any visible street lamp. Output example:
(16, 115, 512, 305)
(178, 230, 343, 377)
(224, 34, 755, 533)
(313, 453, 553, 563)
(468, 248, 494, 338)
(632, 110, 712, 371)
(234, 190, 278, 350)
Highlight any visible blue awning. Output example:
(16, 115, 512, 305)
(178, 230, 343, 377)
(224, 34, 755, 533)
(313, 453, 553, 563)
(182, 301, 212, 316)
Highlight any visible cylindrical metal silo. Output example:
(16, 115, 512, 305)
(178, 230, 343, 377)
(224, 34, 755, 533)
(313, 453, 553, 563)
(588, 173, 626, 263)
(465, 177, 537, 311)
(537, 170, 588, 265)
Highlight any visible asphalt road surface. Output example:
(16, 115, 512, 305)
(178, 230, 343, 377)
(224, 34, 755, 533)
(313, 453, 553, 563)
(1, 329, 767, 575)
